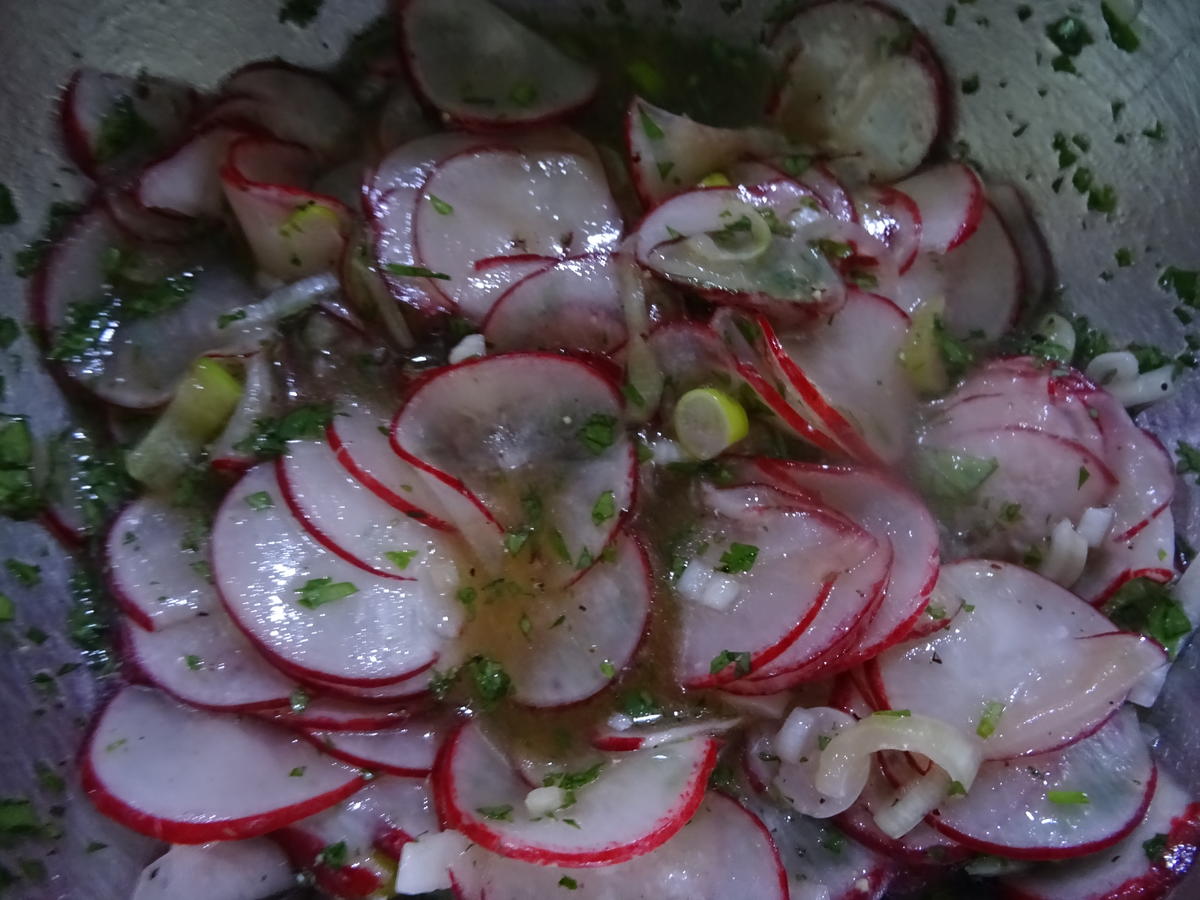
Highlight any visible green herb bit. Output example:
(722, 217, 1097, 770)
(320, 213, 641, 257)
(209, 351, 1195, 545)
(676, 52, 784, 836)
(934, 316, 975, 380)
(872, 709, 912, 718)
(244, 491, 273, 511)
(591, 490, 617, 526)
(296, 577, 358, 610)
(638, 106, 665, 141)
(4, 559, 40, 587)
(913, 449, 999, 506)
(620, 689, 661, 719)
(1143, 832, 1169, 863)
(504, 528, 532, 556)
(543, 762, 605, 793)
(289, 687, 310, 713)
(820, 828, 846, 855)
(0, 185, 18, 226)
(15, 201, 82, 278)
(184, 654, 202, 671)
(817, 734, 832, 751)
(926, 604, 947, 620)
(476, 804, 514, 821)
(466, 655, 511, 709)
(1077, 466, 1091, 488)
(317, 840, 348, 867)
(385, 549, 419, 570)
(279, 0, 322, 26)
(509, 82, 539, 108)
(961, 74, 980, 95)
(384, 262, 451, 280)
(0, 593, 12, 622)
(977, 700, 1005, 739)
(577, 413, 618, 455)
(716, 542, 758, 574)
(1115, 248, 1135, 267)
(1087, 185, 1118, 214)
(1178, 441, 1200, 484)
(428, 194, 454, 215)
(709, 649, 752, 677)
(234, 403, 335, 459)
(289, 767, 306, 777)
(1101, 2, 1140, 52)
(558, 875, 579, 890)
(1103, 577, 1191, 656)
(217, 309, 247, 328)
(1046, 16, 1093, 58)
(599, 660, 615, 678)
(1160, 268, 1199, 306)
(0, 799, 39, 835)
(1046, 789, 1090, 805)
(947, 780, 967, 797)
(94, 95, 154, 163)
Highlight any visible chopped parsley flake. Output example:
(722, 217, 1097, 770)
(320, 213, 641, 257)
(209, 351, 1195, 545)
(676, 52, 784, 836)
(15, 201, 82, 278)
(599, 660, 615, 678)
(716, 542, 759, 574)
(1104, 577, 1191, 656)
(279, 0, 322, 26)
(385, 549, 419, 570)
(184, 654, 202, 671)
(638, 106, 665, 140)
(1046, 17, 1093, 58)
(577, 413, 618, 455)
(428, 194, 454, 215)
(1143, 832, 1169, 863)
(620, 689, 661, 719)
(289, 688, 310, 713)
(244, 491, 273, 511)
(0, 594, 11, 622)
(1160, 268, 1199, 306)
(1047, 789, 1090, 805)
(4, 559, 40, 587)
(289, 767, 306, 777)
(0, 185, 17, 226)
(509, 81, 539, 107)
(1178, 441, 1200, 484)
(296, 578, 358, 610)
(384, 262, 451, 280)
(914, 449, 999, 506)
(1101, 3, 1140, 52)
(234, 403, 335, 459)
(947, 780, 967, 797)
(873, 709, 912, 718)
(591, 490, 617, 526)
(476, 804, 514, 821)
(94, 95, 154, 163)
(977, 700, 1005, 739)
(558, 876, 579, 890)
(1077, 466, 1091, 488)
(316, 840, 348, 868)
(709, 649, 752, 677)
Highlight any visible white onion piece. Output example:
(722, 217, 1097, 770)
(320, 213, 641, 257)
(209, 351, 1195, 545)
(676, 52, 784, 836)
(1076, 507, 1115, 548)
(234, 272, 340, 330)
(448, 333, 486, 364)
(524, 786, 568, 817)
(816, 713, 983, 803)
(1040, 518, 1089, 587)
(1032, 313, 1076, 360)
(395, 830, 470, 895)
(1085, 351, 1139, 387)
(871, 768, 952, 840)
(773, 707, 858, 818)
(1109, 364, 1177, 408)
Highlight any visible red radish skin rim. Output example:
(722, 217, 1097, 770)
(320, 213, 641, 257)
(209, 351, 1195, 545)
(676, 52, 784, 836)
(134, 120, 270, 214)
(59, 70, 98, 179)
(887, 186, 922, 274)
(79, 697, 367, 844)
(274, 456, 417, 580)
(325, 423, 454, 532)
(220, 135, 350, 214)
(478, 250, 613, 337)
(27, 198, 109, 340)
(1088, 566, 1176, 610)
(433, 724, 720, 867)
(734, 795, 791, 899)
(297, 729, 436, 778)
(261, 706, 423, 734)
(39, 508, 87, 550)
(946, 166, 986, 252)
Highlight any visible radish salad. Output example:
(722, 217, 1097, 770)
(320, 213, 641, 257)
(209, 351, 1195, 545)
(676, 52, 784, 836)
(10, 0, 1200, 898)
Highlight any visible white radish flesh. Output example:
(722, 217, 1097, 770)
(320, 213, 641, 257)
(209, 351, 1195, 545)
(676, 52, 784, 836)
(939, 206, 1022, 340)
(84, 686, 363, 843)
(131, 839, 293, 900)
(139, 125, 252, 218)
(895, 162, 986, 254)
(591, 718, 742, 753)
(773, 706, 860, 818)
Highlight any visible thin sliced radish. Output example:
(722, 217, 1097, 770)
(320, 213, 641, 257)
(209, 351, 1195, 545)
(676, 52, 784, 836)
(870, 560, 1168, 759)
(413, 144, 621, 321)
(399, 0, 597, 128)
(748, 460, 940, 666)
(1002, 769, 1200, 899)
(482, 253, 627, 355)
(915, 707, 1155, 860)
(376, 82, 432, 152)
(390, 353, 635, 577)
(211, 466, 450, 686)
(435, 720, 717, 866)
(217, 62, 356, 160)
(275, 777, 436, 896)
(592, 718, 741, 753)
(475, 532, 651, 708)
(210, 351, 281, 472)
(794, 161, 858, 222)
(84, 686, 364, 843)
(220, 135, 350, 280)
(768, 0, 946, 183)
(102, 185, 204, 244)
(122, 611, 296, 713)
(28, 203, 122, 339)
(853, 186, 922, 273)
(326, 402, 453, 530)
(138, 124, 256, 218)
(278, 438, 460, 578)
(675, 483, 877, 688)
(266, 697, 425, 733)
(761, 290, 916, 464)
(303, 718, 449, 777)
(106, 496, 220, 631)
(919, 426, 1117, 558)
(633, 182, 844, 317)
(1089, 393, 1175, 542)
(450, 792, 787, 900)
(1074, 509, 1176, 607)
(131, 839, 294, 900)
(895, 162, 986, 253)
(989, 182, 1052, 308)
(624, 96, 787, 206)
(940, 206, 1021, 340)
(745, 790, 895, 899)
(303, 668, 439, 704)
(62, 68, 198, 181)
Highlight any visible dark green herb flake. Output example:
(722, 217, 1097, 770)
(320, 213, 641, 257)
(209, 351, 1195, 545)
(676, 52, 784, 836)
(577, 414, 618, 455)
(0, 185, 18, 226)
(709, 649, 752, 677)
(1104, 577, 1191, 655)
(94, 96, 154, 164)
(296, 577, 358, 610)
(384, 263, 451, 280)
(716, 542, 758, 574)
(1101, 2, 1140, 52)
(279, 0, 322, 27)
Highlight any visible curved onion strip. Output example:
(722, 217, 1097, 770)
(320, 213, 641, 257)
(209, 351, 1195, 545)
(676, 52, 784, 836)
(872, 767, 952, 840)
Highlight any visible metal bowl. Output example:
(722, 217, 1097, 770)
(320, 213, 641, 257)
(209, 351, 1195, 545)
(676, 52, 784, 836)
(0, 0, 1197, 896)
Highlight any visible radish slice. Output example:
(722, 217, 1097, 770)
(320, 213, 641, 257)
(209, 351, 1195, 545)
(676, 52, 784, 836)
(852, 186, 922, 273)
(122, 611, 296, 713)
(217, 62, 356, 160)
(760, 290, 916, 464)
(211, 466, 450, 686)
(434, 720, 718, 866)
(106, 496, 221, 631)
(277, 438, 460, 578)
(793, 161, 858, 223)
(275, 777, 436, 896)
(303, 719, 449, 777)
(138, 124, 255, 218)
(1002, 770, 1200, 899)
(989, 183, 1052, 309)
(390, 353, 635, 577)
(744, 791, 895, 899)
(624, 97, 787, 207)
(768, 1, 946, 183)
(84, 686, 364, 843)
(376, 82, 432, 152)
(939, 206, 1021, 340)
(326, 402, 454, 530)
(220, 136, 350, 280)
(102, 185, 204, 244)
(62, 68, 198, 181)
(917, 708, 1155, 860)
(413, 145, 622, 321)
(450, 792, 787, 899)
(474, 532, 651, 708)
(1074, 509, 1176, 607)
(894, 162, 986, 254)
(131, 839, 294, 900)
(772, 706, 861, 817)
(265, 697, 426, 733)
(747, 460, 940, 667)
(919, 426, 1117, 558)
(303, 667, 438, 704)
(482, 253, 627, 355)
(870, 560, 1168, 759)
(675, 483, 877, 688)
(210, 351, 280, 471)
(1089, 394, 1175, 542)
(591, 718, 741, 753)
(28, 203, 121, 339)
(399, 0, 598, 128)
(633, 182, 844, 317)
